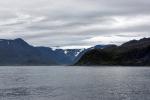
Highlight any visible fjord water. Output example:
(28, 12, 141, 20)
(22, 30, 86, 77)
(0, 66, 150, 100)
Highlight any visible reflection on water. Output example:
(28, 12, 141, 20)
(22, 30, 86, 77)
(0, 66, 150, 100)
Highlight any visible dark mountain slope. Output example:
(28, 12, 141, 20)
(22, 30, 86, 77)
(0, 38, 56, 65)
(75, 37, 150, 66)
(73, 45, 109, 65)
(0, 38, 85, 65)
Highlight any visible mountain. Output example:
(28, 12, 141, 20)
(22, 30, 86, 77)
(0, 38, 113, 66)
(75, 37, 150, 66)
(72, 45, 108, 64)
(0, 38, 56, 65)
(0, 38, 84, 65)
(36, 47, 69, 65)
(52, 49, 84, 65)
(93, 45, 107, 49)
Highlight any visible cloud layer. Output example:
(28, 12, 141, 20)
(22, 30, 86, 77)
(0, 0, 150, 48)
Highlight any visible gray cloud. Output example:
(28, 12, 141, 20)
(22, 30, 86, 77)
(0, 0, 150, 48)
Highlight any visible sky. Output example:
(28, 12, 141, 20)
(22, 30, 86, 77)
(0, 0, 150, 49)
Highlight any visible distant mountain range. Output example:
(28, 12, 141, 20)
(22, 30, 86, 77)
(0, 38, 54, 65)
(1, 37, 149, 66)
(0, 38, 88, 65)
(49, 49, 84, 65)
(75, 37, 150, 66)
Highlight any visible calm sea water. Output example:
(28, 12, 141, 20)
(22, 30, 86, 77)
(0, 66, 150, 100)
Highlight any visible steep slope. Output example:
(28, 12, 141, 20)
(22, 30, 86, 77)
(52, 49, 83, 65)
(73, 45, 113, 64)
(75, 38, 150, 66)
(0, 38, 111, 65)
(0, 38, 56, 65)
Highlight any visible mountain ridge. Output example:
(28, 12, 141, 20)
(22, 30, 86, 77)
(75, 37, 150, 66)
(0, 38, 85, 65)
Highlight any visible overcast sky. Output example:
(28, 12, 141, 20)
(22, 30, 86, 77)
(0, 0, 150, 49)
